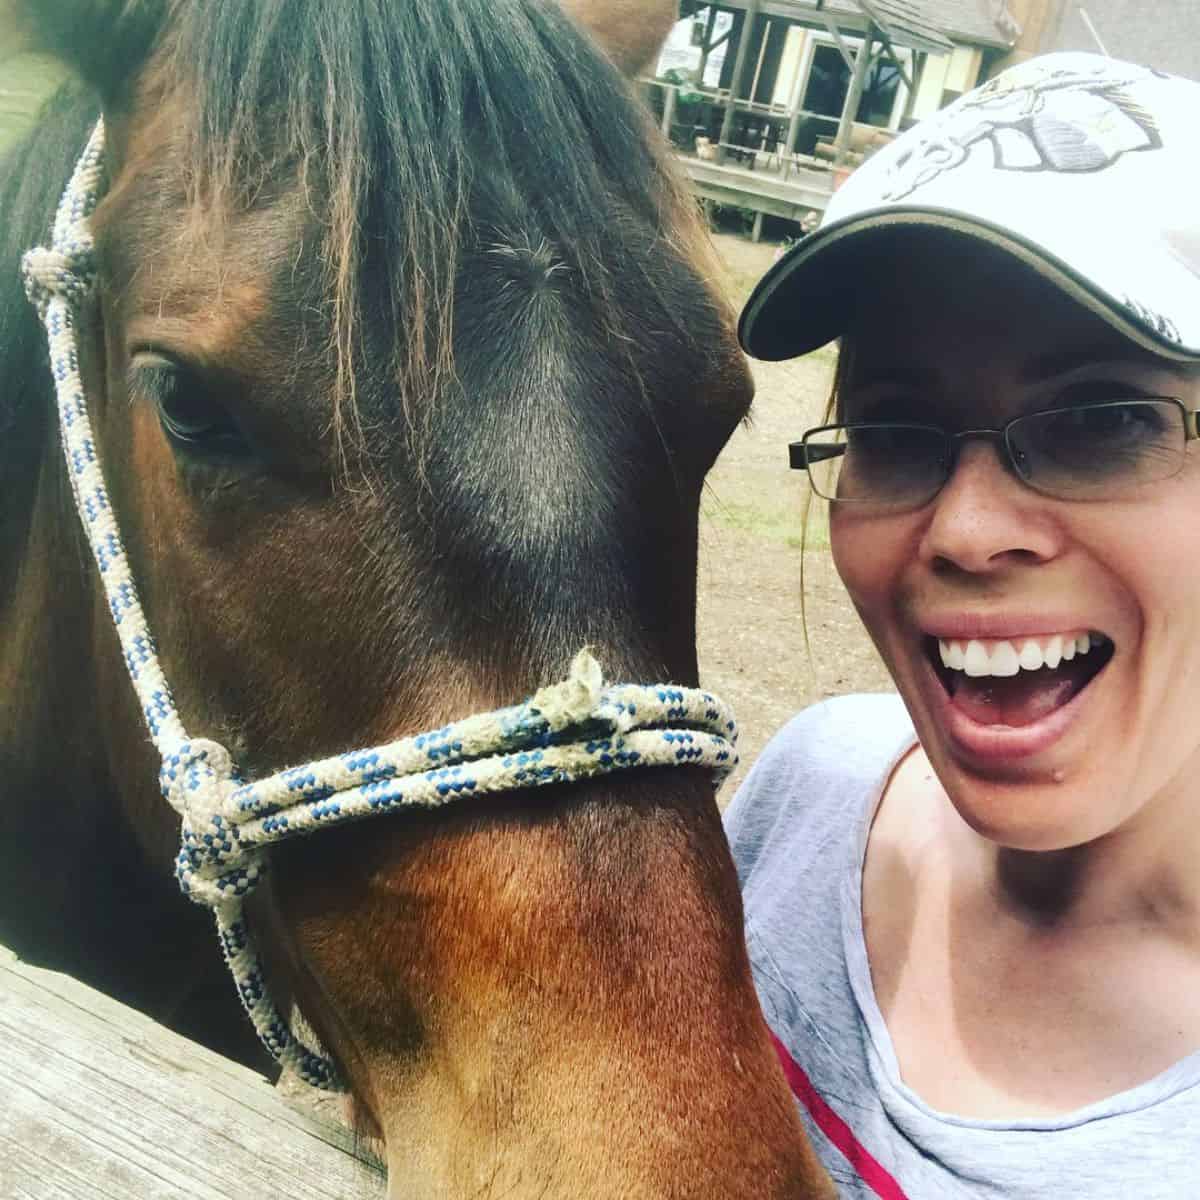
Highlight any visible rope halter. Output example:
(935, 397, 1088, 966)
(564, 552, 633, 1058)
(23, 119, 739, 1091)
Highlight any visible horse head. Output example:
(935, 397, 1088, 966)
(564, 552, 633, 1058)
(0, 2, 833, 1195)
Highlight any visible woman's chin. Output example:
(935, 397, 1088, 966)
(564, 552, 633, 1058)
(943, 778, 1102, 851)
(899, 657, 1128, 851)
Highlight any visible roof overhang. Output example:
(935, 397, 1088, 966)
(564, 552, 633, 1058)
(855, 0, 955, 54)
(709, 1, 956, 55)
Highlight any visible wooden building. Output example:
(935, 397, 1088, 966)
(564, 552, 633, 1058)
(648, 0, 1018, 236)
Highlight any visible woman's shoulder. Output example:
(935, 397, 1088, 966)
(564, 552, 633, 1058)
(726, 693, 912, 831)
(723, 692, 914, 892)
(761, 692, 912, 771)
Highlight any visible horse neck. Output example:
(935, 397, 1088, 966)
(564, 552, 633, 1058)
(0, 412, 119, 929)
(0, 90, 217, 999)
(0, 89, 118, 876)
(0, 415, 269, 1065)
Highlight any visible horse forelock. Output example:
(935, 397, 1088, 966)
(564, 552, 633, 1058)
(122, 0, 726, 461)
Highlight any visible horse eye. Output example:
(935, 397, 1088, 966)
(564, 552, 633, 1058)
(132, 357, 250, 458)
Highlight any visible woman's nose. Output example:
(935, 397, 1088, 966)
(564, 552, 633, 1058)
(918, 440, 1062, 574)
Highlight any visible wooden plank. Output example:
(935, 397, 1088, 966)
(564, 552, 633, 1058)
(0, 945, 386, 1200)
(683, 155, 834, 214)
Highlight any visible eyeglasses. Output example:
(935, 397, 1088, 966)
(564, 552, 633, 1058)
(790, 398, 1200, 508)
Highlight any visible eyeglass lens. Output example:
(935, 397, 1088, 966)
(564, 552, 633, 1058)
(1006, 400, 1186, 497)
(802, 400, 1187, 506)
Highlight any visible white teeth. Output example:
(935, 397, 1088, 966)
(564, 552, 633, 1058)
(938, 640, 967, 670)
(1043, 635, 1063, 669)
(963, 640, 991, 677)
(935, 630, 1106, 678)
(990, 641, 1020, 676)
(1018, 640, 1044, 671)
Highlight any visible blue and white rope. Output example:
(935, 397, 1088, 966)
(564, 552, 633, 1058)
(22, 119, 739, 1091)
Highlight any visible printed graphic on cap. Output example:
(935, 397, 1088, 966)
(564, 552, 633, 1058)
(1122, 295, 1182, 344)
(882, 58, 1164, 202)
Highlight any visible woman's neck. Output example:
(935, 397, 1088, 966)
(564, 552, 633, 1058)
(942, 757, 1200, 940)
(866, 745, 1200, 1118)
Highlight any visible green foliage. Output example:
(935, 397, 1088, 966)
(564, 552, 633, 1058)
(701, 496, 830, 550)
(660, 66, 704, 108)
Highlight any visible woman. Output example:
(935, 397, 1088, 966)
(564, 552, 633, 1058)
(728, 52, 1200, 1197)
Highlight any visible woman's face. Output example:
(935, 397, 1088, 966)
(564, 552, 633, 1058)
(830, 242, 1200, 851)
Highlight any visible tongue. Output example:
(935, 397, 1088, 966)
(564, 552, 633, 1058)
(950, 659, 1093, 727)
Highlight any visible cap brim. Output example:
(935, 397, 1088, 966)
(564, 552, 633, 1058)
(738, 207, 1200, 364)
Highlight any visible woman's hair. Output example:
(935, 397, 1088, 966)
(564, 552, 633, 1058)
(797, 338, 853, 660)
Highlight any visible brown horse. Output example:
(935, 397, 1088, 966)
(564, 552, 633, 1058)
(0, 2, 833, 1195)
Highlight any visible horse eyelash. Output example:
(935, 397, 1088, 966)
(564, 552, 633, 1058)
(125, 358, 175, 406)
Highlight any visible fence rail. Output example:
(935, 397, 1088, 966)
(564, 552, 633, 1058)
(0, 944, 385, 1200)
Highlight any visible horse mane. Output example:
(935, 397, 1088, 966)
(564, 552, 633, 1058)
(156, 0, 718, 452)
(0, 84, 101, 588)
(0, 85, 99, 397)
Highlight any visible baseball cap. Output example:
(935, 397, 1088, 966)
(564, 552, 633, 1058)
(738, 53, 1200, 363)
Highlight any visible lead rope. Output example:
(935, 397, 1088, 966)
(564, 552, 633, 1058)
(22, 119, 739, 1091)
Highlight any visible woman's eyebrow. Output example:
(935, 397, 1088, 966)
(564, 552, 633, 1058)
(1021, 348, 1163, 382)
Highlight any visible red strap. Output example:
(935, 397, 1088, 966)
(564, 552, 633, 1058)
(770, 1031, 912, 1200)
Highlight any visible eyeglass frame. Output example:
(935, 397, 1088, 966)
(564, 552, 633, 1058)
(788, 397, 1200, 507)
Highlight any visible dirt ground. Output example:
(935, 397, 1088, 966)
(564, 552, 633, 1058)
(699, 232, 893, 800)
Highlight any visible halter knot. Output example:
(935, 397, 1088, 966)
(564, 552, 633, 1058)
(528, 647, 605, 730)
(20, 244, 97, 317)
(161, 739, 260, 906)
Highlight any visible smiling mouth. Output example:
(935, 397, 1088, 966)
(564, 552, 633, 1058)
(926, 631, 1115, 727)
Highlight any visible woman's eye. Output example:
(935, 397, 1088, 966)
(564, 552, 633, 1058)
(131, 358, 251, 459)
(1075, 402, 1165, 441)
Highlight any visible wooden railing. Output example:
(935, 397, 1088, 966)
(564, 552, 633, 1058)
(1, 943, 386, 1199)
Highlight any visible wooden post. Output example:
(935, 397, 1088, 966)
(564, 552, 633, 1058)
(697, 3, 718, 82)
(834, 27, 873, 166)
(661, 83, 678, 138)
(785, 107, 804, 156)
(747, 16, 771, 106)
(784, 33, 813, 157)
(902, 50, 925, 123)
(717, 0, 761, 164)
